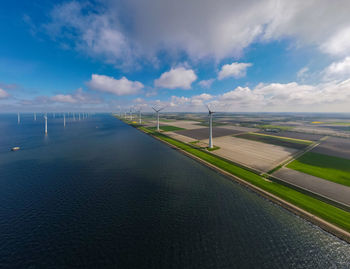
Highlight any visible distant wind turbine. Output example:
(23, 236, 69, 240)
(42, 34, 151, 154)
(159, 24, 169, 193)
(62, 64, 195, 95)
(138, 109, 142, 125)
(44, 114, 48, 134)
(34, 112, 36, 121)
(130, 108, 133, 121)
(63, 113, 66, 127)
(206, 105, 215, 149)
(152, 106, 166, 131)
(17, 112, 20, 124)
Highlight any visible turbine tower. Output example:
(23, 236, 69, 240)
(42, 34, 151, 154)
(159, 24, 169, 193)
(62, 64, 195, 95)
(206, 105, 215, 149)
(139, 109, 142, 125)
(63, 113, 66, 127)
(34, 112, 36, 121)
(17, 112, 20, 124)
(152, 106, 165, 131)
(130, 108, 133, 121)
(44, 114, 48, 134)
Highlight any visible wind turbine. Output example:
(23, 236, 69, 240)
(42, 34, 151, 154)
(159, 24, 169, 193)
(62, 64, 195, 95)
(138, 109, 142, 125)
(206, 105, 215, 149)
(44, 114, 48, 134)
(63, 113, 66, 127)
(17, 112, 20, 124)
(34, 112, 36, 121)
(152, 106, 165, 131)
(130, 108, 133, 121)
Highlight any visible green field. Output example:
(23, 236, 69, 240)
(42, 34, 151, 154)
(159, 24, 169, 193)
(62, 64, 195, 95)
(148, 125, 185, 132)
(236, 132, 312, 149)
(287, 152, 350, 187)
(138, 126, 350, 232)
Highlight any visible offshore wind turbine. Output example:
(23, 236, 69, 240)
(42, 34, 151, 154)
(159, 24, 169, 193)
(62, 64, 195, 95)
(44, 114, 48, 134)
(63, 113, 66, 127)
(34, 112, 36, 121)
(152, 106, 165, 131)
(17, 112, 20, 124)
(206, 105, 215, 149)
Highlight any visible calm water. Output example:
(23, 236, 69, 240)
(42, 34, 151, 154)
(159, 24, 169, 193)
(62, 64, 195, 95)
(0, 114, 349, 268)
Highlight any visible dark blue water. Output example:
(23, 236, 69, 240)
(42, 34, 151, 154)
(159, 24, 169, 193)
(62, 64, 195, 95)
(0, 114, 349, 268)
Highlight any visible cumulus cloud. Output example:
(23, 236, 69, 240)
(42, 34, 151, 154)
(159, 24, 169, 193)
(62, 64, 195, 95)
(0, 88, 9, 99)
(324, 57, 350, 80)
(87, 74, 143, 96)
(218, 62, 252, 80)
(154, 67, 197, 89)
(214, 79, 350, 112)
(157, 78, 350, 112)
(198, 79, 215, 88)
(51, 88, 100, 104)
(41, 0, 350, 65)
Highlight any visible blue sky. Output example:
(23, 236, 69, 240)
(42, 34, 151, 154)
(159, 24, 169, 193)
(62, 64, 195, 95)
(1, 0, 350, 112)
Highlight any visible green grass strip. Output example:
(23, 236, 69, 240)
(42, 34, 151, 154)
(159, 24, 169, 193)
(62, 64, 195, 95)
(287, 152, 350, 187)
(148, 125, 185, 132)
(142, 127, 350, 232)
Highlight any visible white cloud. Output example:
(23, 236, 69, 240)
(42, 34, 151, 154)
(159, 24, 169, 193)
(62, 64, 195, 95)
(154, 67, 197, 89)
(0, 88, 9, 99)
(199, 79, 215, 88)
(43, 0, 350, 65)
(218, 62, 252, 80)
(214, 79, 350, 112)
(320, 27, 350, 56)
(51, 88, 101, 104)
(51, 94, 76, 103)
(297, 67, 309, 80)
(87, 74, 143, 96)
(324, 57, 350, 80)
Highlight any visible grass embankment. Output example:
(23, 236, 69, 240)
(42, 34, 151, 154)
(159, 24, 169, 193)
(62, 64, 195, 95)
(148, 125, 185, 132)
(287, 152, 350, 187)
(236, 132, 312, 150)
(139, 126, 350, 232)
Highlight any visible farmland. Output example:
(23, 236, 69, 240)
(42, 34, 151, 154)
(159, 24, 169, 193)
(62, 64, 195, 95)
(138, 126, 350, 232)
(311, 136, 350, 160)
(287, 152, 350, 187)
(236, 132, 312, 149)
(174, 127, 242, 140)
(205, 136, 297, 172)
(148, 125, 185, 132)
(257, 130, 323, 141)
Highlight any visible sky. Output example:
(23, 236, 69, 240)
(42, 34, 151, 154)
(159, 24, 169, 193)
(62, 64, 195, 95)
(1, 0, 350, 112)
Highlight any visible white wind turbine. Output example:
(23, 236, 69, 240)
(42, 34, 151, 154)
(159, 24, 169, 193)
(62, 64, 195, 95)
(138, 109, 142, 125)
(129, 108, 133, 121)
(152, 106, 165, 131)
(206, 105, 215, 149)
(44, 113, 48, 134)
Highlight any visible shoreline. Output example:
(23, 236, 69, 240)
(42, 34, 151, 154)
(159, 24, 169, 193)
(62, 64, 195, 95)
(129, 122, 350, 244)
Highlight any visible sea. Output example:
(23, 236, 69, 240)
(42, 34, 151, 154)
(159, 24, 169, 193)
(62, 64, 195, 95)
(0, 113, 349, 268)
